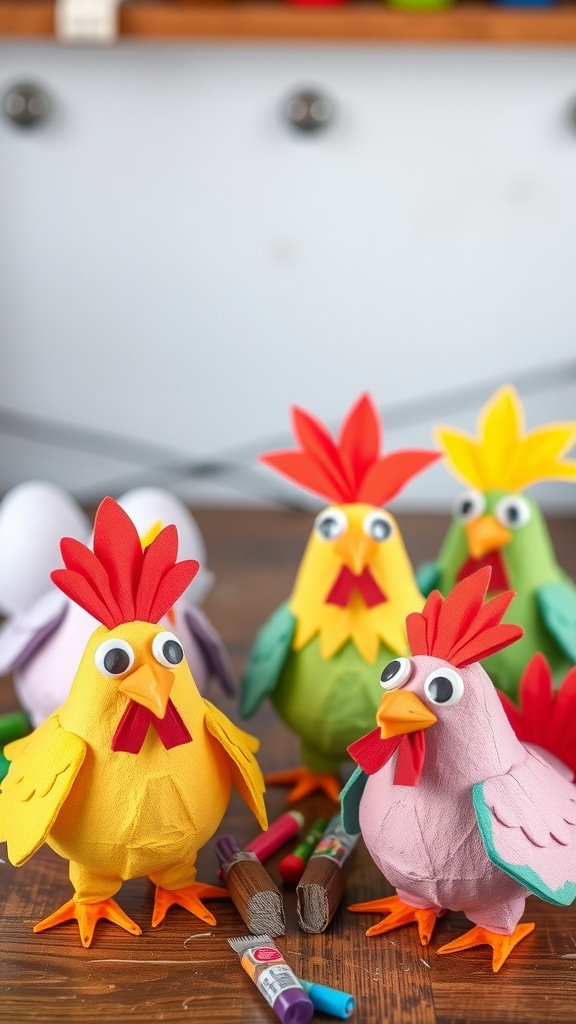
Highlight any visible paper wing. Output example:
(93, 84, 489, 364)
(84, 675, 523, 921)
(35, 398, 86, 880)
(473, 753, 576, 906)
(183, 606, 235, 696)
(240, 602, 296, 717)
(537, 582, 576, 662)
(340, 765, 368, 836)
(0, 590, 69, 675)
(0, 714, 85, 866)
(202, 700, 267, 830)
(416, 562, 441, 598)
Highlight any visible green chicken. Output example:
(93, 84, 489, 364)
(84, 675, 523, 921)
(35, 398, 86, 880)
(417, 386, 576, 698)
(240, 394, 440, 803)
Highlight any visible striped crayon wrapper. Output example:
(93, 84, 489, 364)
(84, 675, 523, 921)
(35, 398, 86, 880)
(279, 818, 327, 885)
(296, 815, 359, 934)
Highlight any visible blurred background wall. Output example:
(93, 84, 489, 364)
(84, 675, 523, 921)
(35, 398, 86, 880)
(1, 42, 575, 511)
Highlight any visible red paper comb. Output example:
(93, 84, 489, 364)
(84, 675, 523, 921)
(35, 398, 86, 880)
(260, 393, 440, 505)
(406, 567, 523, 668)
(51, 497, 199, 629)
(498, 654, 576, 777)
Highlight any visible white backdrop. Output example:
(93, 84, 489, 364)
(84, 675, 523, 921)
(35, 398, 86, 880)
(1, 42, 576, 508)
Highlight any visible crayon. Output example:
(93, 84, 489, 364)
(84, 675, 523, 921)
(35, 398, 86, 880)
(279, 818, 327, 884)
(296, 815, 359, 933)
(228, 933, 314, 1024)
(297, 978, 355, 1018)
(245, 810, 304, 862)
(216, 835, 285, 937)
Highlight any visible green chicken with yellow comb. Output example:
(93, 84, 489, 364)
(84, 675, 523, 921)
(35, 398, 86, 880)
(417, 386, 576, 698)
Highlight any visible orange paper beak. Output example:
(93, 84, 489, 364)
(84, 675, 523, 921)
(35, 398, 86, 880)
(376, 689, 437, 739)
(333, 529, 378, 575)
(465, 515, 511, 560)
(118, 663, 175, 719)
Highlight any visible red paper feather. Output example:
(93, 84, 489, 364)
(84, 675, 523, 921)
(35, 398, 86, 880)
(498, 653, 576, 776)
(407, 568, 523, 666)
(51, 497, 198, 628)
(261, 393, 440, 505)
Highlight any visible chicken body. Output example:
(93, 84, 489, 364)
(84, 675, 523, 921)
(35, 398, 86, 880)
(358, 658, 528, 933)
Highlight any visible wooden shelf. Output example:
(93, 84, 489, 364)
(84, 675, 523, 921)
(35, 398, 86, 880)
(1, 0, 576, 44)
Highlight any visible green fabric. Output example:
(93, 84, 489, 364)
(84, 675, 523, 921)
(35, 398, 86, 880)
(416, 561, 441, 597)
(472, 783, 576, 907)
(240, 602, 296, 717)
(431, 491, 576, 698)
(537, 583, 576, 661)
(341, 766, 368, 835)
(271, 635, 393, 773)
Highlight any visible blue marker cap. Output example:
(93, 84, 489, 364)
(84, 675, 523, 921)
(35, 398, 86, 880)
(297, 978, 355, 1019)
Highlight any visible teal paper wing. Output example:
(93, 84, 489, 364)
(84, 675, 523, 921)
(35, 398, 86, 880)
(537, 582, 576, 662)
(240, 602, 296, 718)
(416, 562, 441, 598)
(472, 754, 576, 907)
(340, 765, 368, 836)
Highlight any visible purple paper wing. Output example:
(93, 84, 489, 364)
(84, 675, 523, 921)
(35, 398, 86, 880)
(473, 752, 576, 906)
(0, 590, 69, 675)
(183, 605, 235, 696)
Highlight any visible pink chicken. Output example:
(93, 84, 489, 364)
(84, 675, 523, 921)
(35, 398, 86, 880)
(342, 567, 576, 972)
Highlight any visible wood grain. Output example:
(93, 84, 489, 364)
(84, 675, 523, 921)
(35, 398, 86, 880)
(3, 0, 576, 44)
(0, 509, 575, 1023)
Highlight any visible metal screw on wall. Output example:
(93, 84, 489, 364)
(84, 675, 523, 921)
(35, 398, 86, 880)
(2, 84, 50, 128)
(285, 91, 333, 133)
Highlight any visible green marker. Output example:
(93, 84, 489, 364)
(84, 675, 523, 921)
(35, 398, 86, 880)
(279, 818, 327, 884)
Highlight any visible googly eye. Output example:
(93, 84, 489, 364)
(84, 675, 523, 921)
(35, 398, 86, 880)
(363, 510, 394, 543)
(152, 631, 184, 667)
(452, 490, 486, 523)
(380, 657, 412, 691)
(495, 495, 531, 530)
(314, 508, 347, 541)
(423, 667, 464, 707)
(94, 638, 135, 678)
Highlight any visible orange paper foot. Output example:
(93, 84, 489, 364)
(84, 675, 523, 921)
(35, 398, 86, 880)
(348, 894, 438, 945)
(33, 897, 141, 948)
(265, 766, 341, 803)
(152, 882, 229, 928)
(437, 922, 535, 973)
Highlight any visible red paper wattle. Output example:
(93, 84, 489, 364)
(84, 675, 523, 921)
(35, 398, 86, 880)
(326, 566, 387, 608)
(348, 726, 426, 787)
(111, 699, 192, 754)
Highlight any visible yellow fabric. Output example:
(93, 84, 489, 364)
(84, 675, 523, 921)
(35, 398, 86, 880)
(0, 620, 267, 899)
(289, 503, 424, 663)
(203, 700, 267, 830)
(0, 714, 86, 867)
(435, 385, 576, 492)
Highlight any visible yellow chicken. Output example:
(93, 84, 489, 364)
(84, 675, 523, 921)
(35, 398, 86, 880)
(241, 394, 440, 801)
(0, 497, 266, 947)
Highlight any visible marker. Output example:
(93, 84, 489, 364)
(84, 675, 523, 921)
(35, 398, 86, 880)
(228, 934, 314, 1024)
(245, 810, 304, 863)
(279, 818, 327, 884)
(297, 978, 355, 1018)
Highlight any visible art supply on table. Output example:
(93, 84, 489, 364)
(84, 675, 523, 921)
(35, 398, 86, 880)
(228, 933, 314, 1024)
(297, 978, 355, 1019)
(279, 817, 327, 884)
(296, 814, 359, 933)
(215, 835, 285, 937)
(245, 809, 304, 862)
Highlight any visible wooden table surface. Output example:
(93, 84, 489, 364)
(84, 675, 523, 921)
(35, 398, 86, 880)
(1, 508, 576, 1024)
